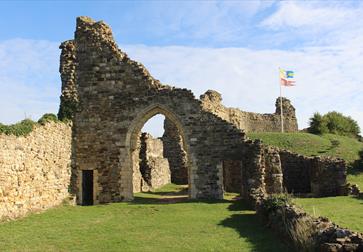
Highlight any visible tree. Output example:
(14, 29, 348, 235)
(308, 111, 360, 138)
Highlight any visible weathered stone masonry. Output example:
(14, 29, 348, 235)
(137, 133, 171, 192)
(162, 118, 188, 184)
(200, 90, 298, 133)
(0, 122, 72, 220)
(59, 16, 347, 205)
(280, 150, 347, 197)
(66, 16, 249, 204)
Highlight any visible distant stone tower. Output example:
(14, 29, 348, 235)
(200, 90, 298, 132)
(275, 97, 298, 132)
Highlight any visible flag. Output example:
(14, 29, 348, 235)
(286, 71, 294, 78)
(280, 78, 296, 86)
(279, 68, 296, 86)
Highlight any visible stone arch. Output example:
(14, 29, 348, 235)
(125, 104, 193, 198)
(65, 16, 257, 204)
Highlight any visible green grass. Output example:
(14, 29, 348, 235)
(247, 132, 363, 188)
(294, 196, 363, 233)
(0, 184, 289, 252)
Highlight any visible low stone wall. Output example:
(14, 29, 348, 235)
(200, 90, 298, 133)
(280, 150, 347, 196)
(257, 196, 363, 252)
(139, 133, 170, 190)
(0, 122, 72, 220)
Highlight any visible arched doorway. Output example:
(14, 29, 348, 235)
(125, 104, 193, 199)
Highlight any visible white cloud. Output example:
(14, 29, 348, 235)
(261, 2, 355, 29)
(124, 43, 363, 134)
(0, 39, 60, 124)
(260, 1, 363, 49)
(0, 38, 362, 138)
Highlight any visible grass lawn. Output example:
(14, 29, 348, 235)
(294, 196, 363, 233)
(0, 184, 289, 252)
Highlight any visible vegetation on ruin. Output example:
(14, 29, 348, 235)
(308, 111, 360, 138)
(294, 196, 363, 233)
(0, 119, 37, 136)
(37, 113, 59, 125)
(249, 132, 363, 233)
(247, 132, 363, 188)
(0, 184, 289, 252)
(260, 193, 292, 213)
(0, 113, 61, 136)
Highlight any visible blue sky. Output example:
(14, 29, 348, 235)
(1, 1, 363, 136)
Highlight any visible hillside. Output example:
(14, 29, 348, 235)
(247, 132, 363, 188)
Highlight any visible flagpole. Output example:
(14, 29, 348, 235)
(279, 68, 284, 133)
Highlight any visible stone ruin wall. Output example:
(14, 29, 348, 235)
(280, 150, 347, 197)
(58, 16, 347, 204)
(257, 196, 363, 252)
(200, 90, 298, 133)
(67, 16, 250, 201)
(0, 122, 72, 220)
(162, 118, 188, 184)
(135, 133, 171, 192)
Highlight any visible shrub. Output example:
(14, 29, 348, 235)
(0, 119, 36, 136)
(0, 113, 61, 137)
(38, 113, 58, 125)
(308, 113, 328, 135)
(263, 193, 292, 213)
(308, 111, 360, 138)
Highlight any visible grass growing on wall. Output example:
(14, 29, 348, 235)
(0, 113, 61, 137)
(0, 184, 289, 252)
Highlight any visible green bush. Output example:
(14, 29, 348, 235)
(38, 113, 58, 125)
(0, 113, 61, 136)
(262, 193, 292, 213)
(0, 119, 37, 136)
(308, 113, 328, 135)
(308, 111, 360, 138)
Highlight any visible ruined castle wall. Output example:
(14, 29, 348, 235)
(200, 90, 298, 133)
(222, 160, 242, 193)
(65, 16, 346, 204)
(0, 122, 72, 220)
(139, 133, 170, 191)
(162, 118, 188, 184)
(280, 150, 347, 196)
(70, 17, 248, 202)
(279, 151, 312, 194)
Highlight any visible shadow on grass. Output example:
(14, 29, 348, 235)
(144, 187, 189, 196)
(351, 150, 363, 172)
(130, 186, 230, 205)
(129, 186, 290, 251)
(219, 200, 291, 252)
